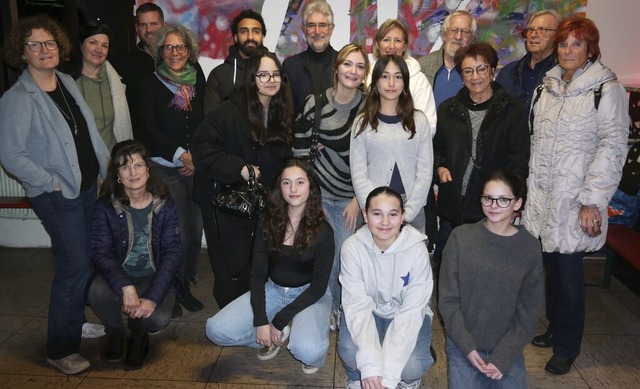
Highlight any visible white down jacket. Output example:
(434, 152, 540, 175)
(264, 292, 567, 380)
(523, 60, 628, 253)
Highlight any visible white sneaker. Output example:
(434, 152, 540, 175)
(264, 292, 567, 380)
(330, 309, 342, 331)
(256, 324, 290, 361)
(301, 363, 320, 374)
(397, 378, 421, 389)
(346, 379, 362, 389)
(47, 353, 91, 374)
(81, 322, 106, 339)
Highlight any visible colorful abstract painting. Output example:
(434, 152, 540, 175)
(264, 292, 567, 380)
(274, 0, 309, 62)
(397, 0, 587, 65)
(350, 0, 379, 53)
(137, 0, 266, 59)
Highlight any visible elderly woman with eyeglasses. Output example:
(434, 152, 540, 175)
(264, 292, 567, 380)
(432, 42, 530, 272)
(130, 24, 206, 318)
(0, 15, 109, 375)
(89, 140, 181, 369)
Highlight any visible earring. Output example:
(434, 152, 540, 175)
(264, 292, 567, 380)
(117, 177, 121, 183)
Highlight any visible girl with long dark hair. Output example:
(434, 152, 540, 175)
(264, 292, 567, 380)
(206, 159, 334, 375)
(350, 55, 433, 234)
(193, 47, 293, 308)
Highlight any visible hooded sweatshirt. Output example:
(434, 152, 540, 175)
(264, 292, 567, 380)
(204, 45, 250, 113)
(340, 224, 433, 388)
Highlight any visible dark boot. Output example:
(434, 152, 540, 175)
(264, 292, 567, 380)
(171, 301, 183, 318)
(125, 331, 149, 369)
(180, 281, 204, 312)
(104, 331, 124, 363)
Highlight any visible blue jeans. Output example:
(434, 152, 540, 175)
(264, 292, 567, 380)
(322, 197, 358, 310)
(446, 337, 528, 388)
(433, 217, 456, 278)
(154, 164, 203, 285)
(30, 183, 97, 359)
(206, 279, 332, 367)
(338, 312, 434, 385)
(543, 251, 585, 359)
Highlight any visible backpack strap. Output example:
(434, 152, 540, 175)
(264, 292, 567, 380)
(594, 82, 603, 110)
(309, 93, 323, 163)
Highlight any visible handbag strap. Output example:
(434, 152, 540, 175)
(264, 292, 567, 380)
(309, 93, 323, 163)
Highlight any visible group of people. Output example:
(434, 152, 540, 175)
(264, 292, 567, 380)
(0, 1, 629, 388)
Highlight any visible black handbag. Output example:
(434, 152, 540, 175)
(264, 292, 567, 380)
(211, 164, 267, 219)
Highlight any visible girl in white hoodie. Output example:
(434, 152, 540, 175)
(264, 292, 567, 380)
(339, 186, 434, 389)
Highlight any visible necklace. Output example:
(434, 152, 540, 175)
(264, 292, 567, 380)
(49, 81, 78, 136)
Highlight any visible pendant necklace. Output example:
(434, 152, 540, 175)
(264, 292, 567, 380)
(49, 80, 78, 136)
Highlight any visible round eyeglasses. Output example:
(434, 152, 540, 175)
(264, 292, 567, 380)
(480, 195, 517, 208)
(461, 64, 490, 79)
(24, 40, 58, 52)
(255, 72, 282, 83)
(162, 44, 187, 54)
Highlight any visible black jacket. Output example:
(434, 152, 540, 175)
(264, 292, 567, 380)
(192, 90, 292, 204)
(434, 82, 530, 224)
(282, 46, 338, 116)
(203, 45, 249, 114)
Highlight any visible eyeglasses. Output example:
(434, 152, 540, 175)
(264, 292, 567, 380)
(255, 72, 282, 83)
(460, 64, 490, 78)
(480, 195, 517, 208)
(447, 27, 472, 38)
(305, 22, 332, 31)
(524, 27, 557, 37)
(24, 40, 58, 52)
(161, 44, 187, 54)
(118, 162, 147, 173)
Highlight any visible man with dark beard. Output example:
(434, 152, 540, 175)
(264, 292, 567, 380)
(204, 9, 266, 113)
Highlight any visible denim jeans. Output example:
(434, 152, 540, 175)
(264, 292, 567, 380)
(29, 183, 97, 359)
(206, 279, 332, 367)
(322, 197, 358, 310)
(88, 275, 175, 335)
(338, 312, 434, 385)
(543, 251, 586, 359)
(154, 163, 203, 285)
(446, 337, 528, 388)
(433, 217, 456, 279)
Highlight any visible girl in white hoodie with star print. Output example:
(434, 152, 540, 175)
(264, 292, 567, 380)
(338, 186, 434, 389)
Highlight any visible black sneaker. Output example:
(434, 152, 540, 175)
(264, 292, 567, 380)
(125, 331, 149, 369)
(104, 332, 124, 363)
(180, 287, 204, 312)
(531, 331, 553, 348)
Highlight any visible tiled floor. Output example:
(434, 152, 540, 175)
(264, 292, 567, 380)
(0, 248, 639, 388)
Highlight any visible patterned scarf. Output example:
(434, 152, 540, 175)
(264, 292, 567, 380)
(156, 61, 197, 111)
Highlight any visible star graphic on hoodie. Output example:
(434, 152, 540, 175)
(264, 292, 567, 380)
(401, 272, 410, 287)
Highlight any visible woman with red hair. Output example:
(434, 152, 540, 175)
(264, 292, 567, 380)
(524, 17, 628, 375)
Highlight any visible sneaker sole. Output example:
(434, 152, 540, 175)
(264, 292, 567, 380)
(47, 358, 91, 375)
(256, 346, 280, 361)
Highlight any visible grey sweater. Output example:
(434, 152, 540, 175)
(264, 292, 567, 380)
(438, 221, 543, 373)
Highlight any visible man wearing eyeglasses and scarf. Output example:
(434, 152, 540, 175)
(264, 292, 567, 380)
(496, 10, 562, 113)
(282, 0, 338, 116)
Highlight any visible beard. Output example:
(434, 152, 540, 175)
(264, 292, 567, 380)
(238, 41, 261, 57)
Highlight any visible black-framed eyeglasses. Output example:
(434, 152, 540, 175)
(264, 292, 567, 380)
(255, 72, 282, 83)
(461, 64, 490, 78)
(161, 44, 187, 54)
(24, 40, 58, 52)
(118, 162, 147, 174)
(480, 195, 517, 208)
(524, 27, 557, 37)
(447, 27, 472, 37)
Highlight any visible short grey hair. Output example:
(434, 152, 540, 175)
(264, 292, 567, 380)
(303, 0, 334, 25)
(527, 9, 562, 26)
(152, 24, 200, 65)
(441, 10, 477, 35)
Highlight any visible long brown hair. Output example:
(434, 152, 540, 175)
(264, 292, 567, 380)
(356, 55, 415, 139)
(262, 158, 324, 254)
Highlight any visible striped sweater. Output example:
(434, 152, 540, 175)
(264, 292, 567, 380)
(293, 87, 365, 200)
